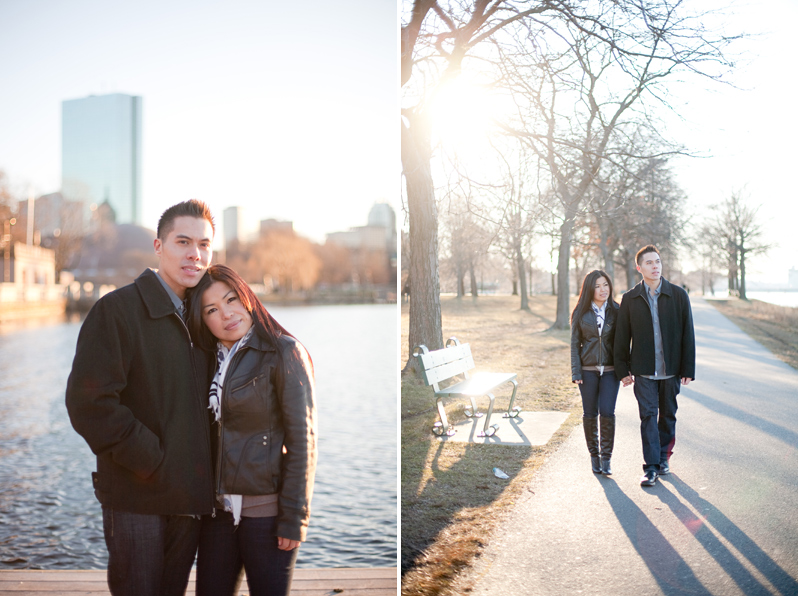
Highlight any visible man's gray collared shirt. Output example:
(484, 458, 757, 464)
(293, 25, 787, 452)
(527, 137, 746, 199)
(641, 279, 673, 380)
(153, 268, 186, 319)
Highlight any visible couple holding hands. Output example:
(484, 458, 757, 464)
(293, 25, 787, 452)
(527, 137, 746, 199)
(571, 245, 696, 487)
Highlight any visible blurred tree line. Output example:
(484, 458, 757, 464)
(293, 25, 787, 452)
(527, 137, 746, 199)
(225, 229, 395, 294)
(1, 171, 396, 294)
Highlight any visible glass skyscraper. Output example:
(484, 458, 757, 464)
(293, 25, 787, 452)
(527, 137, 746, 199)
(61, 93, 142, 225)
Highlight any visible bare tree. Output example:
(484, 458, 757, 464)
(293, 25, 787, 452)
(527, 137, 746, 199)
(499, 2, 734, 327)
(441, 197, 491, 298)
(402, 0, 563, 365)
(709, 191, 771, 300)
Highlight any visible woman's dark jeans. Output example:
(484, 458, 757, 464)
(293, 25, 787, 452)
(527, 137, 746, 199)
(196, 511, 298, 596)
(578, 370, 620, 418)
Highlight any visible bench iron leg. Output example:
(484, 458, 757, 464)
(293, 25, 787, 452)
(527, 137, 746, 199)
(432, 396, 456, 437)
(464, 396, 483, 418)
(503, 380, 521, 418)
(478, 393, 499, 437)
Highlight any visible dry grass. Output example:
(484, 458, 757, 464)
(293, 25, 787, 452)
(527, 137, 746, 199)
(401, 294, 581, 596)
(708, 298, 798, 371)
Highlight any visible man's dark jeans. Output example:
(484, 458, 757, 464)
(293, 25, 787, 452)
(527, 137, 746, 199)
(102, 507, 201, 596)
(633, 375, 681, 472)
(196, 511, 298, 596)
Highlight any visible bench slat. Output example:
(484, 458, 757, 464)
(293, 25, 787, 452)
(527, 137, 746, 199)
(435, 372, 517, 396)
(416, 344, 475, 387)
(416, 343, 471, 368)
(423, 356, 475, 386)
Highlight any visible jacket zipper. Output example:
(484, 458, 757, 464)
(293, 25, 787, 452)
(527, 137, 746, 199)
(215, 343, 250, 499)
(175, 312, 217, 515)
(596, 311, 603, 375)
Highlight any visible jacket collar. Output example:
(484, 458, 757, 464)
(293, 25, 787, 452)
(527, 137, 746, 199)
(237, 326, 278, 353)
(135, 268, 179, 319)
(631, 277, 673, 299)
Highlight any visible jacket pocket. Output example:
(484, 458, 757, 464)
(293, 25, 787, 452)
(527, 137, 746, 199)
(229, 432, 276, 494)
(227, 373, 271, 413)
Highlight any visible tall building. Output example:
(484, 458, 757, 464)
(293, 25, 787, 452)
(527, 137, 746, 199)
(223, 206, 245, 248)
(62, 93, 142, 225)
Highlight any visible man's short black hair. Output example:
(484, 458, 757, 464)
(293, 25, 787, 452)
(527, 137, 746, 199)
(635, 244, 660, 265)
(157, 200, 215, 239)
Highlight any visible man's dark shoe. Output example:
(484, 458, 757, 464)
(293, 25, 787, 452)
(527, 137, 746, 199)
(591, 456, 602, 474)
(659, 460, 670, 475)
(640, 470, 658, 487)
(600, 457, 612, 475)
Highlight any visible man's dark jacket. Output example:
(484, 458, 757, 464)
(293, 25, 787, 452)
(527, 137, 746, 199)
(613, 278, 696, 381)
(66, 269, 215, 515)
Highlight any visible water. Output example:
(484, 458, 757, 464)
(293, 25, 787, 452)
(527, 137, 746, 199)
(746, 292, 798, 308)
(0, 304, 397, 570)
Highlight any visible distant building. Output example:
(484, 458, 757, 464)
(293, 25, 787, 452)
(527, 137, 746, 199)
(17, 192, 84, 239)
(789, 267, 798, 289)
(326, 202, 397, 253)
(0, 243, 57, 286)
(223, 206, 245, 248)
(325, 202, 397, 286)
(260, 218, 294, 235)
(62, 93, 143, 225)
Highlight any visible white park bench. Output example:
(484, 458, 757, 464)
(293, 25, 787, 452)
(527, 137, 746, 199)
(412, 337, 520, 437)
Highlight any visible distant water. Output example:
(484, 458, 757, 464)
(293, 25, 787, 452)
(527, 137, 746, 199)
(746, 292, 798, 308)
(0, 304, 397, 570)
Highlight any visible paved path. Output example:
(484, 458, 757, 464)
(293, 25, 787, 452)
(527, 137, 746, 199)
(464, 298, 798, 596)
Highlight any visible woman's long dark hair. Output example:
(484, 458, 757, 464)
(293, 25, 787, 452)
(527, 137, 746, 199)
(571, 270, 617, 325)
(187, 264, 295, 354)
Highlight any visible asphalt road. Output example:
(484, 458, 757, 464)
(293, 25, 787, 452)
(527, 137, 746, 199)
(463, 298, 798, 596)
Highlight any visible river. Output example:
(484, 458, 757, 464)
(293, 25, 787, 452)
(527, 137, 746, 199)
(0, 303, 397, 570)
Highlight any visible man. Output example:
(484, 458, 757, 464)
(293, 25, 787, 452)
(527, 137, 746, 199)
(614, 245, 695, 487)
(66, 200, 217, 595)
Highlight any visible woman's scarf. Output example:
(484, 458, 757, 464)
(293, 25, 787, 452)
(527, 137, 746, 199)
(209, 326, 254, 525)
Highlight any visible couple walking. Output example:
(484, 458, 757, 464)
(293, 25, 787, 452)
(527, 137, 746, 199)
(570, 245, 696, 487)
(65, 200, 317, 596)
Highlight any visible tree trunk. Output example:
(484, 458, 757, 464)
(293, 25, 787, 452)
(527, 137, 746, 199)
(516, 244, 529, 310)
(402, 115, 443, 367)
(553, 218, 574, 329)
(456, 259, 464, 298)
(626, 256, 638, 292)
(469, 258, 478, 297)
(528, 262, 534, 297)
(739, 246, 747, 300)
(553, 223, 572, 328)
(599, 236, 614, 280)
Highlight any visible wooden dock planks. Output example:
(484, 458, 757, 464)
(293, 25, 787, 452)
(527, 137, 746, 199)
(0, 567, 397, 595)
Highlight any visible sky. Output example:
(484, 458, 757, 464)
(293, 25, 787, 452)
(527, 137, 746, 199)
(664, 0, 798, 285)
(0, 0, 398, 246)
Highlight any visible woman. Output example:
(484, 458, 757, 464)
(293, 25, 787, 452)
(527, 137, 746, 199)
(571, 270, 620, 475)
(188, 265, 317, 596)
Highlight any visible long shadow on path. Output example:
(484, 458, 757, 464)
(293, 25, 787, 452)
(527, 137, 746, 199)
(685, 388, 798, 450)
(661, 475, 798, 596)
(600, 480, 712, 596)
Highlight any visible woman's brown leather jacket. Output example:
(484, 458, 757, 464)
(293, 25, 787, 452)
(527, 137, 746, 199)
(215, 331, 317, 541)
